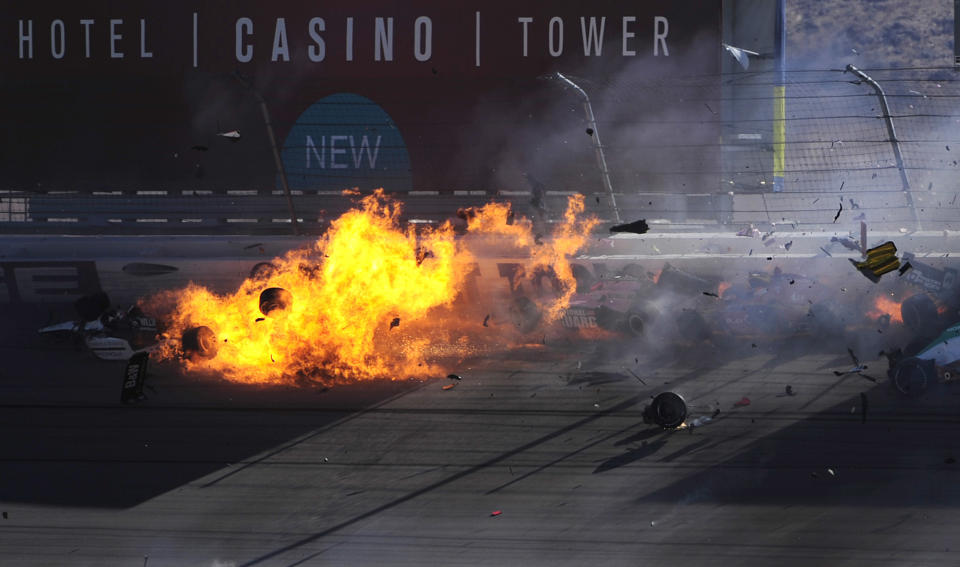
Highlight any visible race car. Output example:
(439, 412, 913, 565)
(886, 320, 960, 396)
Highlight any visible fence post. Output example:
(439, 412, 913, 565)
(234, 71, 300, 235)
(553, 72, 622, 223)
(845, 64, 921, 231)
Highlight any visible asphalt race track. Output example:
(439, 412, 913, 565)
(2, 302, 960, 567)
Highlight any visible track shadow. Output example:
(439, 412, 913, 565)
(0, 304, 416, 509)
(636, 378, 960, 508)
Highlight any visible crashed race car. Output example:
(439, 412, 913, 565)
(38, 292, 159, 361)
(886, 321, 960, 396)
(558, 263, 844, 344)
(38, 291, 159, 403)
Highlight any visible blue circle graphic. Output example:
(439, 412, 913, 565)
(280, 93, 412, 192)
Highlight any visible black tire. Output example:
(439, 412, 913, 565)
(624, 302, 659, 337)
(259, 287, 293, 316)
(510, 296, 542, 334)
(643, 392, 688, 428)
(892, 357, 933, 397)
(901, 294, 938, 332)
(182, 326, 218, 359)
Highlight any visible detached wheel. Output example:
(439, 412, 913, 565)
(892, 357, 932, 397)
(259, 287, 293, 316)
(643, 392, 688, 429)
(182, 326, 218, 360)
(901, 294, 937, 332)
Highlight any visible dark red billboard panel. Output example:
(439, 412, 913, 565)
(0, 2, 721, 195)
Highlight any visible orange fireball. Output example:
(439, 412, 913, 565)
(149, 191, 597, 385)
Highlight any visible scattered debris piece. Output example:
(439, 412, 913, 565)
(827, 468, 836, 477)
(784, 240, 793, 251)
(610, 219, 649, 234)
(389, 317, 401, 330)
(217, 129, 241, 140)
(733, 397, 751, 407)
(255, 317, 265, 323)
(832, 348, 880, 382)
(785, 385, 794, 396)
(483, 314, 490, 327)
(586, 128, 594, 136)
(2, 512, 6, 519)
(751, 343, 757, 348)
(702, 291, 719, 298)
(736, 225, 760, 237)
(442, 384, 456, 391)
(833, 201, 843, 223)
(243, 242, 264, 250)
(820, 246, 833, 257)
(490, 510, 502, 517)
(789, 279, 795, 285)
(623, 367, 647, 385)
(722, 43, 758, 70)
(851, 241, 899, 282)
(898, 262, 913, 276)
(704, 102, 716, 115)
(447, 374, 462, 381)
(415, 248, 434, 266)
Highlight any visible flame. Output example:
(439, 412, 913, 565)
(148, 191, 596, 385)
(867, 295, 903, 324)
(718, 281, 732, 298)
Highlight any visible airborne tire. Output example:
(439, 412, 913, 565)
(182, 326, 218, 360)
(901, 294, 938, 332)
(259, 287, 293, 316)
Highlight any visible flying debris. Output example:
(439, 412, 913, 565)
(722, 43, 759, 70)
(898, 262, 913, 276)
(851, 241, 899, 282)
(483, 314, 490, 327)
(610, 219, 649, 234)
(784, 241, 793, 251)
(702, 291, 720, 298)
(446, 374, 462, 381)
(785, 385, 795, 396)
(833, 201, 843, 223)
(389, 317, 401, 330)
(733, 397, 751, 408)
(217, 130, 241, 140)
(586, 128, 594, 136)
(832, 348, 879, 382)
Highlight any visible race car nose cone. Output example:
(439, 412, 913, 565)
(643, 391, 688, 429)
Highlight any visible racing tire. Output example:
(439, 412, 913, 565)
(901, 294, 938, 332)
(891, 357, 933, 397)
(259, 287, 293, 316)
(643, 392, 688, 429)
(182, 326, 218, 360)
